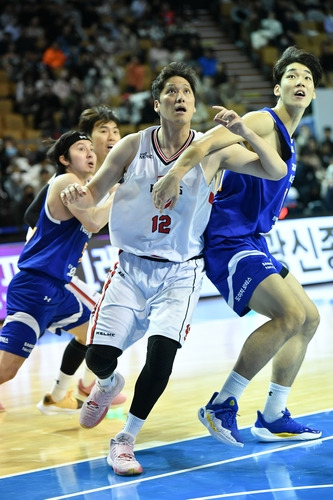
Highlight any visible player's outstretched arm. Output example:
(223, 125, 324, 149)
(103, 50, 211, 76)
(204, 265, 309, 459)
(152, 107, 244, 212)
(217, 108, 287, 180)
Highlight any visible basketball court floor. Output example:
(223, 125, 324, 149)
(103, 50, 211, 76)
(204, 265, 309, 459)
(0, 283, 332, 499)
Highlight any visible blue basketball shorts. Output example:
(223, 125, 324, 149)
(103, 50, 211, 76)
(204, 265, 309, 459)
(0, 270, 91, 358)
(204, 234, 287, 317)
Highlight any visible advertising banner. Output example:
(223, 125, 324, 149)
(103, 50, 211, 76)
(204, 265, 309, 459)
(1, 216, 333, 319)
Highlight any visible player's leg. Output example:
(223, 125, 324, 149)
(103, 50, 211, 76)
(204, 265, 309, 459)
(0, 350, 26, 384)
(36, 289, 92, 415)
(235, 272, 306, 379)
(36, 325, 89, 415)
(78, 261, 144, 430)
(67, 276, 127, 406)
(269, 271, 319, 387)
(108, 256, 204, 476)
(251, 271, 321, 442)
(200, 233, 314, 446)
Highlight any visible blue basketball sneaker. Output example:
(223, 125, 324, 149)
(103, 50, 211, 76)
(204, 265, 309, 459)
(251, 409, 322, 442)
(198, 392, 244, 447)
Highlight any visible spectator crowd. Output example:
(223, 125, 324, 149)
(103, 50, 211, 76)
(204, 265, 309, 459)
(1, 0, 333, 237)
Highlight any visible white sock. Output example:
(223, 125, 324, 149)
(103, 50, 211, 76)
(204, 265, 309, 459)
(50, 371, 73, 402)
(213, 370, 249, 404)
(121, 412, 145, 439)
(81, 362, 95, 387)
(97, 373, 117, 392)
(262, 382, 290, 422)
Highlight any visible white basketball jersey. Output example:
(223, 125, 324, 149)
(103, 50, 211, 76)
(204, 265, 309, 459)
(110, 126, 214, 262)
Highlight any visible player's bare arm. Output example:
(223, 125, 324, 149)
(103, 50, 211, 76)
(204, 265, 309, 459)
(152, 119, 242, 212)
(220, 111, 287, 179)
(201, 111, 286, 184)
(153, 107, 280, 211)
(61, 133, 140, 209)
(48, 173, 112, 233)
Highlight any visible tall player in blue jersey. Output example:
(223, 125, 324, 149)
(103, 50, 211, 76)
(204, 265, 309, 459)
(152, 47, 323, 446)
(0, 131, 124, 407)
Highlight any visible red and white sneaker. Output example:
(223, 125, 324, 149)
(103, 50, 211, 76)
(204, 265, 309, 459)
(78, 378, 126, 406)
(107, 432, 143, 476)
(80, 372, 125, 428)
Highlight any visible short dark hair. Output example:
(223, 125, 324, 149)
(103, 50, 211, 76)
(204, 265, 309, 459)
(47, 130, 91, 175)
(151, 61, 199, 100)
(78, 105, 120, 135)
(273, 46, 322, 87)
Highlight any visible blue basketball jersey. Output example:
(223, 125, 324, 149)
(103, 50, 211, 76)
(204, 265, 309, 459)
(205, 107, 296, 244)
(18, 186, 92, 283)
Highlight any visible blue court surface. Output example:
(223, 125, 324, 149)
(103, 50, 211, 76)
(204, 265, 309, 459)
(1, 410, 332, 500)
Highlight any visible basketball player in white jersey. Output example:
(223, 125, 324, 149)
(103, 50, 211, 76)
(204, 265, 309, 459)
(60, 62, 287, 476)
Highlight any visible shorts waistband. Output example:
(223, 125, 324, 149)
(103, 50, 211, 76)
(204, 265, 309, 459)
(118, 250, 203, 263)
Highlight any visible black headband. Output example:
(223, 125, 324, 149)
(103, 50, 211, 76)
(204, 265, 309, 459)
(63, 132, 91, 153)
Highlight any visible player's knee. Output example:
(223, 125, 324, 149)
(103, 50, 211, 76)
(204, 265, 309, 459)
(146, 335, 179, 379)
(278, 304, 307, 342)
(0, 358, 21, 384)
(302, 302, 320, 342)
(85, 344, 122, 378)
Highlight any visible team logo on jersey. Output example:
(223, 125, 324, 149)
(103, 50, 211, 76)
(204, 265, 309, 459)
(140, 152, 153, 159)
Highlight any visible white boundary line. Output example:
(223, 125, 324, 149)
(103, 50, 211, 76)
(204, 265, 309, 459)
(45, 435, 333, 500)
(1, 407, 332, 480)
(188, 483, 333, 499)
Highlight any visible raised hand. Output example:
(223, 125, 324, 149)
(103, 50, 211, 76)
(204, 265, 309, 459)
(213, 106, 248, 138)
(152, 173, 181, 212)
(61, 183, 87, 206)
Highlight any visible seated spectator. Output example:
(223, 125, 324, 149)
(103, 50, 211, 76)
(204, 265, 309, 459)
(139, 95, 160, 125)
(14, 184, 35, 227)
(229, 0, 250, 44)
(130, 0, 148, 20)
(293, 142, 325, 208)
(148, 39, 171, 72)
(42, 40, 67, 74)
(276, 8, 300, 51)
(295, 124, 313, 150)
(3, 163, 26, 205)
(319, 126, 333, 168)
(197, 47, 218, 81)
(33, 82, 62, 135)
(323, 6, 333, 41)
(21, 150, 56, 195)
(213, 60, 229, 88)
(219, 74, 244, 107)
(159, 2, 175, 26)
(123, 53, 147, 94)
(250, 10, 283, 50)
(321, 162, 333, 210)
(319, 41, 333, 87)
